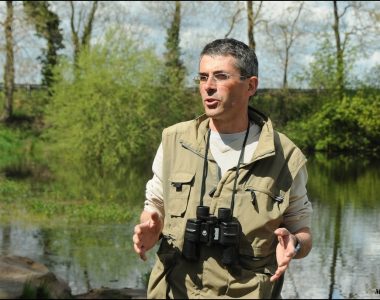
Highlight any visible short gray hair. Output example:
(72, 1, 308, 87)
(200, 38, 258, 77)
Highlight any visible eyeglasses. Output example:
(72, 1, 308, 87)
(193, 72, 248, 84)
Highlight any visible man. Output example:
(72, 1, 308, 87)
(133, 38, 312, 299)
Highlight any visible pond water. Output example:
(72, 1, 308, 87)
(1, 154, 380, 299)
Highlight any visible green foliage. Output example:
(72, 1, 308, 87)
(0, 178, 30, 204)
(285, 92, 380, 154)
(307, 153, 379, 209)
(163, 1, 186, 85)
(159, 1, 192, 124)
(252, 89, 322, 128)
(43, 28, 198, 203)
(23, 1, 64, 88)
(27, 198, 135, 224)
(0, 87, 50, 119)
(21, 282, 51, 299)
(0, 125, 23, 169)
(296, 37, 356, 94)
(294, 38, 336, 91)
(0, 116, 49, 181)
(13, 88, 50, 117)
(46, 30, 165, 174)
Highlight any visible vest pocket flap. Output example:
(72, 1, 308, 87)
(168, 172, 194, 185)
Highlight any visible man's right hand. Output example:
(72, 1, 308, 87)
(133, 211, 163, 261)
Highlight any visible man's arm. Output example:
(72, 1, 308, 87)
(270, 164, 313, 282)
(133, 141, 166, 261)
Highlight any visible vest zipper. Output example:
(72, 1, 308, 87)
(180, 141, 206, 159)
(245, 187, 284, 204)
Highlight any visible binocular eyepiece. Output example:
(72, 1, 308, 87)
(183, 206, 241, 266)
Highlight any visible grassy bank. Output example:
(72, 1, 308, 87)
(0, 123, 142, 225)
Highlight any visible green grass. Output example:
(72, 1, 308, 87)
(0, 177, 139, 225)
(1, 196, 139, 226)
(0, 125, 23, 169)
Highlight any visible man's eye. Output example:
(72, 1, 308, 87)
(199, 75, 208, 81)
(214, 73, 229, 81)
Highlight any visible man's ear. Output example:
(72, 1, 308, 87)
(248, 76, 258, 96)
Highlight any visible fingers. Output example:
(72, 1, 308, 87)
(133, 224, 147, 261)
(133, 239, 147, 261)
(270, 265, 287, 282)
(272, 227, 297, 282)
(274, 227, 290, 237)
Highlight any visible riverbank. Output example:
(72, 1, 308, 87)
(0, 255, 146, 299)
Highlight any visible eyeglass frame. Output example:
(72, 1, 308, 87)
(193, 72, 249, 84)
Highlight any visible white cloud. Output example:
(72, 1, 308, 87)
(354, 51, 380, 75)
(369, 51, 380, 64)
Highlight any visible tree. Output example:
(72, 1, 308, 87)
(222, 1, 264, 52)
(163, 0, 185, 85)
(23, 1, 64, 88)
(69, 1, 98, 64)
(46, 29, 167, 174)
(158, 1, 192, 124)
(332, 0, 346, 98)
(224, 1, 244, 38)
(329, 1, 380, 97)
(266, 2, 304, 88)
(1, 1, 15, 122)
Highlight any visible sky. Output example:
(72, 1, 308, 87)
(0, 1, 379, 88)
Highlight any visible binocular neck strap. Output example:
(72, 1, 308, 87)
(231, 121, 250, 213)
(199, 129, 211, 207)
(199, 120, 250, 212)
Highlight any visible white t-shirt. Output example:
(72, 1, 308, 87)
(210, 122, 261, 177)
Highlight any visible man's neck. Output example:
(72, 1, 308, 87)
(209, 115, 249, 134)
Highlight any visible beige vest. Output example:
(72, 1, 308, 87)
(148, 107, 307, 299)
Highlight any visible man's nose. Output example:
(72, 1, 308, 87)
(203, 76, 217, 92)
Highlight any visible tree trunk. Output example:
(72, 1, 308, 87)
(333, 0, 345, 98)
(81, 1, 98, 48)
(70, 1, 98, 65)
(1, 1, 15, 122)
(246, 1, 256, 51)
(283, 47, 289, 89)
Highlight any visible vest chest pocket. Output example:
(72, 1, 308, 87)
(235, 186, 287, 257)
(167, 172, 195, 217)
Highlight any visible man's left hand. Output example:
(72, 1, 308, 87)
(270, 227, 298, 282)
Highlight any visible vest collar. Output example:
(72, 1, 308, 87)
(190, 106, 276, 162)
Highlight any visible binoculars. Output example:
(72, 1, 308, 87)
(182, 205, 241, 266)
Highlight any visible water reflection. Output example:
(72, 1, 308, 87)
(1, 155, 380, 298)
(0, 222, 155, 295)
(282, 154, 380, 299)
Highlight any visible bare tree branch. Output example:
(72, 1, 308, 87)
(225, 4, 243, 38)
(81, 1, 98, 46)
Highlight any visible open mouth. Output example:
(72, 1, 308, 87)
(205, 98, 219, 109)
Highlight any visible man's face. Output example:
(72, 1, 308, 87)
(198, 55, 257, 131)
